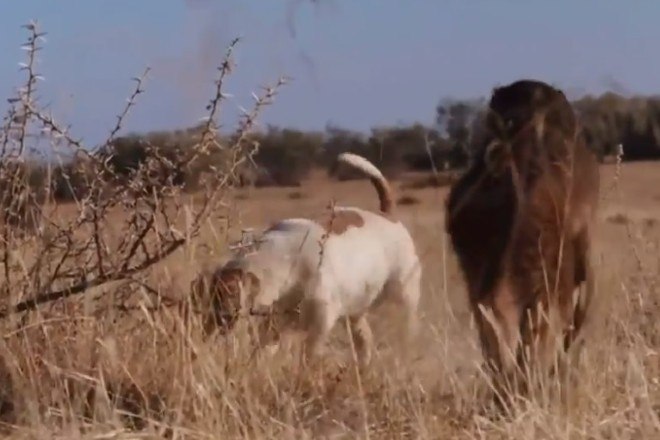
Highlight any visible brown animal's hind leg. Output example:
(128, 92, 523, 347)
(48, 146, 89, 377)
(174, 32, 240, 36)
(565, 227, 594, 357)
(556, 228, 594, 402)
(475, 277, 525, 406)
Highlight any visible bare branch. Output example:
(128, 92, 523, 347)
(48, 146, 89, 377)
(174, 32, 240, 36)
(0, 23, 285, 322)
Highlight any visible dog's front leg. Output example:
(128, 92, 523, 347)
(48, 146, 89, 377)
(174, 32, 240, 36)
(300, 297, 338, 366)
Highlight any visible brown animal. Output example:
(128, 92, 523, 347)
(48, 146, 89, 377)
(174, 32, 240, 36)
(445, 79, 600, 399)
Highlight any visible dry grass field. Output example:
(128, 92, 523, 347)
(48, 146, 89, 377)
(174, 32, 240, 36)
(0, 161, 658, 439)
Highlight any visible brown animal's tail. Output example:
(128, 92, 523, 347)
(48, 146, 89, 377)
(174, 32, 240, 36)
(337, 153, 394, 214)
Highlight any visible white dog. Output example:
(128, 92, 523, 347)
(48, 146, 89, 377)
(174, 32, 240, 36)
(195, 153, 422, 366)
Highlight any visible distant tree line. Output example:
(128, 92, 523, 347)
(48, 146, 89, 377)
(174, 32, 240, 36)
(9, 91, 660, 201)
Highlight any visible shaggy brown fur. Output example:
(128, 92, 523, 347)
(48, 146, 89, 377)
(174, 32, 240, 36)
(445, 79, 600, 398)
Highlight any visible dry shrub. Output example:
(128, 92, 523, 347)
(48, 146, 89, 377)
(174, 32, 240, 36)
(0, 23, 285, 319)
(0, 21, 282, 436)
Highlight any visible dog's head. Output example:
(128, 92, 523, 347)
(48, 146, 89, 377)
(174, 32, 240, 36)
(190, 263, 261, 336)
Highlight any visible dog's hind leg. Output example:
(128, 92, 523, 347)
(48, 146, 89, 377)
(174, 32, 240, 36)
(397, 263, 423, 351)
(349, 314, 374, 367)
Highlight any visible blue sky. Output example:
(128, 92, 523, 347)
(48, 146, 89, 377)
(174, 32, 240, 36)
(1, 0, 659, 147)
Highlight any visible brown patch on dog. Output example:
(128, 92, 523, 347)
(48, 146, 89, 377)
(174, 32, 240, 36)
(445, 79, 600, 397)
(321, 209, 365, 235)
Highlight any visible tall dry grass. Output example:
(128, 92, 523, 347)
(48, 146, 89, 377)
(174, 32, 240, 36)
(1, 179, 658, 439)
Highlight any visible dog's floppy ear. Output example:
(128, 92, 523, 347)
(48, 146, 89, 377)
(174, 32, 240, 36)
(219, 267, 243, 281)
(204, 267, 246, 335)
(217, 268, 261, 305)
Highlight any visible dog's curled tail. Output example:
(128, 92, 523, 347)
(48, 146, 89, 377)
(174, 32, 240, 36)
(337, 153, 394, 214)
